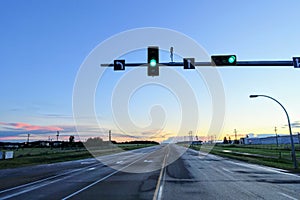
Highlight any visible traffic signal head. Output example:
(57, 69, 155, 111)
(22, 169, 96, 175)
(211, 55, 237, 66)
(148, 46, 159, 76)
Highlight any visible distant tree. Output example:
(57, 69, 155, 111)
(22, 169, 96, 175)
(85, 137, 104, 147)
(223, 137, 228, 144)
(117, 140, 159, 145)
(69, 135, 75, 143)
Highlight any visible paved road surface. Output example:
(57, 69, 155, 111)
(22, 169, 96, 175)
(0, 144, 299, 200)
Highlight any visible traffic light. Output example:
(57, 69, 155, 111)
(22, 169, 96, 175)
(148, 46, 159, 76)
(211, 55, 237, 66)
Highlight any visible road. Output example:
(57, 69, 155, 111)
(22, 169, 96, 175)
(0, 144, 299, 200)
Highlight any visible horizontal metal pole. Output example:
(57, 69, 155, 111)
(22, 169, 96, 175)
(236, 61, 293, 66)
(101, 61, 294, 67)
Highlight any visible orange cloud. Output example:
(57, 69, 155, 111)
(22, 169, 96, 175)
(0, 122, 63, 132)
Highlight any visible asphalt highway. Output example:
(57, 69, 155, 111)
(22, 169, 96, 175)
(0, 144, 299, 200)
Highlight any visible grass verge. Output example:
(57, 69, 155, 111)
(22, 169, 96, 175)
(188, 144, 300, 173)
(0, 144, 157, 169)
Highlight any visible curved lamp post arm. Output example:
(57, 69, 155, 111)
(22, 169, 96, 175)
(249, 94, 298, 169)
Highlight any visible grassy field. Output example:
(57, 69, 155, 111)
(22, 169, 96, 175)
(188, 143, 300, 173)
(0, 144, 157, 169)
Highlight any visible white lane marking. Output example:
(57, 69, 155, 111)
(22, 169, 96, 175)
(116, 161, 124, 164)
(81, 161, 97, 165)
(278, 192, 298, 200)
(157, 185, 164, 200)
(1, 178, 66, 200)
(62, 151, 156, 200)
(0, 163, 101, 195)
(153, 146, 169, 200)
(87, 167, 96, 171)
(0, 146, 161, 198)
(0, 166, 97, 200)
(226, 160, 300, 178)
(144, 160, 153, 163)
(222, 167, 232, 173)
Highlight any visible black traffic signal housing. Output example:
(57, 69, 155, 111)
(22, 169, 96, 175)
(148, 46, 159, 76)
(211, 55, 237, 66)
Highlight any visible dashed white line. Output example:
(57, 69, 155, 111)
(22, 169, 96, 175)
(222, 167, 232, 173)
(62, 151, 156, 200)
(153, 146, 169, 200)
(0, 163, 101, 195)
(278, 192, 298, 200)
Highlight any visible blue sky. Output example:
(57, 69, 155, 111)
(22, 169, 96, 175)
(1, 0, 300, 142)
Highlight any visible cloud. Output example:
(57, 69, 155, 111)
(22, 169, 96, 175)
(108, 132, 140, 139)
(0, 122, 63, 132)
(283, 121, 300, 129)
(0, 122, 159, 142)
(39, 113, 73, 119)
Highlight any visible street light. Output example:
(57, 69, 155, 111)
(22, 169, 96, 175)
(249, 94, 298, 169)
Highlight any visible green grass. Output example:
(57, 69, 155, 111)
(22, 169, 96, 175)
(0, 148, 92, 169)
(0, 144, 157, 169)
(188, 144, 300, 173)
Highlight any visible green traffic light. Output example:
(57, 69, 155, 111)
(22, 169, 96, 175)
(150, 59, 157, 67)
(228, 56, 236, 64)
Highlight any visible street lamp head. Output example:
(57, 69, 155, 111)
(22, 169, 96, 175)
(249, 95, 259, 98)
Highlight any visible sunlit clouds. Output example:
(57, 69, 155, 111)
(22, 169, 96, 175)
(0, 122, 63, 131)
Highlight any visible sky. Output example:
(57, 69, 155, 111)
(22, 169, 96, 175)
(1, 0, 300, 143)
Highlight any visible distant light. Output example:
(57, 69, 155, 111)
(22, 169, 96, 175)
(150, 59, 157, 67)
(228, 56, 236, 64)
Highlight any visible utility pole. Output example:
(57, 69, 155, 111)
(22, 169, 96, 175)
(56, 131, 59, 141)
(109, 130, 111, 142)
(188, 131, 193, 142)
(275, 126, 279, 147)
(234, 129, 237, 143)
(298, 132, 300, 148)
(27, 133, 30, 144)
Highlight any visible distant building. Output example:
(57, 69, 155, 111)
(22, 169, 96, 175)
(240, 134, 300, 145)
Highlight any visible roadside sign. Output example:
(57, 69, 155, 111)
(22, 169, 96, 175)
(5, 151, 14, 159)
(293, 57, 300, 68)
(183, 58, 195, 69)
(114, 60, 125, 70)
